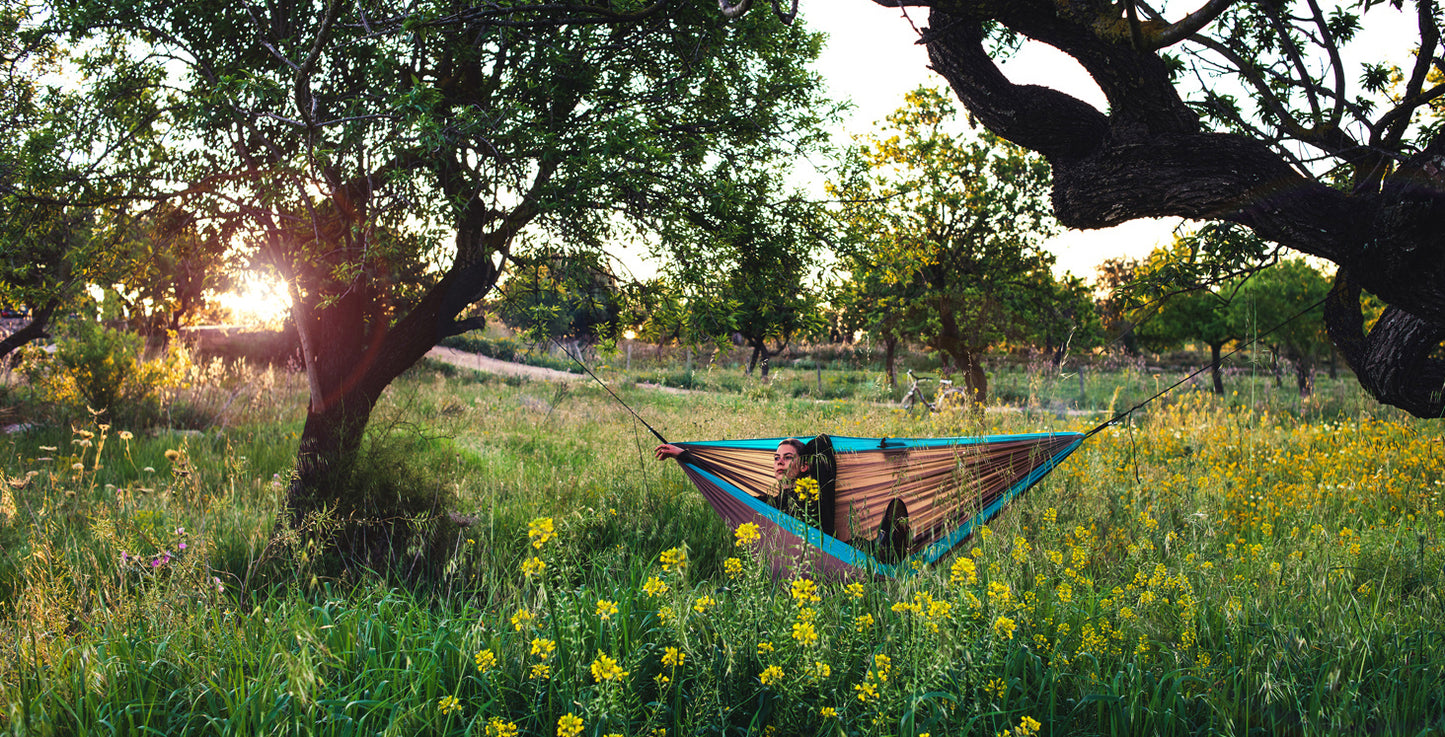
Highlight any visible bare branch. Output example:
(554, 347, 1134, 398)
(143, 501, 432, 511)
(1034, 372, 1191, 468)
(1145, 0, 1237, 49)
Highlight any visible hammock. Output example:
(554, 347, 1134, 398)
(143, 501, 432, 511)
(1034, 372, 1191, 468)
(672, 432, 1084, 579)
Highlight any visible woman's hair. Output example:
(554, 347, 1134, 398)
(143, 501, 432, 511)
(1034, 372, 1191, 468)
(778, 438, 806, 456)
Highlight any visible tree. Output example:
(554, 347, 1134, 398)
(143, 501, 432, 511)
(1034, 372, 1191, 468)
(665, 170, 829, 380)
(830, 87, 1061, 405)
(53, 0, 833, 559)
(103, 204, 238, 334)
(1094, 256, 1144, 355)
(850, 0, 1445, 417)
(831, 250, 924, 387)
(1233, 258, 1332, 396)
(1135, 279, 1240, 394)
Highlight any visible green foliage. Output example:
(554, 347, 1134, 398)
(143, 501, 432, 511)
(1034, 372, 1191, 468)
(829, 87, 1067, 402)
(20, 320, 167, 422)
(494, 252, 621, 345)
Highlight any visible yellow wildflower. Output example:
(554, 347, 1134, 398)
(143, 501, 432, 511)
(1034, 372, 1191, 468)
(792, 620, 819, 646)
(643, 575, 669, 597)
(757, 641, 775, 654)
(854, 614, 874, 632)
(950, 556, 978, 585)
(662, 646, 684, 668)
(557, 713, 583, 737)
(724, 557, 743, 578)
(511, 608, 534, 631)
(692, 595, 716, 614)
(795, 476, 820, 502)
(485, 717, 519, 737)
(820, 706, 838, 718)
(845, 582, 866, 599)
(475, 648, 498, 673)
(528, 517, 555, 549)
(790, 577, 821, 604)
(985, 677, 1007, 698)
(522, 556, 546, 577)
(591, 651, 630, 682)
(437, 695, 461, 715)
(735, 522, 761, 546)
(660, 546, 687, 573)
(759, 664, 785, 687)
(596, 599, 619, 620)
(854, 680, 878, 702)
(530, 638, 556, 660)
(993, 615, 1017, 640)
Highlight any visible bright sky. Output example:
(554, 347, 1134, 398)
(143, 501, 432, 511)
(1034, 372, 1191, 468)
(800, 0, 1180, 279)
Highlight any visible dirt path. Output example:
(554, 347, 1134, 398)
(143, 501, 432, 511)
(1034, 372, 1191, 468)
(426, 346, 585, 382)
(425, 346, 698, 394)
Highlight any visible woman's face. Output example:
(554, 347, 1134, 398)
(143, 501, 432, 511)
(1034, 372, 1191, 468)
(773, 442, 808, 481)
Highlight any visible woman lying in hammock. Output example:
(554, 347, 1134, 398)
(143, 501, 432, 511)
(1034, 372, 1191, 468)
(654, 438, 912, 564)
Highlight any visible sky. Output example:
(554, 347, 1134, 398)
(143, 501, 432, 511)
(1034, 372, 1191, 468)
(799, 0, 1181, 279)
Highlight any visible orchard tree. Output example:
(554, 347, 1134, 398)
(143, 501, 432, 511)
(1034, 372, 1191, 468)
(826, 0, 1445, 417)
(1233, 258, 1333, 396)
(830, 87, 1060, 405)
(51, 0, 833, 560)
(831, 251, 923, 387)
(1129, 224, 1277, 392)
(1135, 279, 1240, 394)
(665, 170, 828, 380)
(105, 204, 238, 334)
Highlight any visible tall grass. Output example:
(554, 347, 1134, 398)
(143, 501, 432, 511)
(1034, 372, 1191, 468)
(1, 359, 1442, 735)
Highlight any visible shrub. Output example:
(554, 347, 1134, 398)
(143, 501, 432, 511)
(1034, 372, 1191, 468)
(20, 321, 174, 424)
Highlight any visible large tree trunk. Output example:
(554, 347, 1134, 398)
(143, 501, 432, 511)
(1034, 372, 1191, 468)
(918, 4, 1445, 418)
(271, 190, 507, 570)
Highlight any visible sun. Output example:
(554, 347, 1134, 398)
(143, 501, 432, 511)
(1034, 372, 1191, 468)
(216, 272, 291, 328)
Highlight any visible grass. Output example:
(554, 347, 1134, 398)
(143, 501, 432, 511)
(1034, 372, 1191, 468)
(1, 353, 1443, 736)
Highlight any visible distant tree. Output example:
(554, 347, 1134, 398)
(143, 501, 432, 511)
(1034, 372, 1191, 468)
(1233, 258, 1333, 397)
(829, 256, 922, 387)
(662, 170, 829, 381)
(1094, 256, 1143, 355)
(1124, 223, 1285, 392)
(104, 204, 238, 334)
(829, 87, 1059, 405)
(1135, 282, 1240, 395)
(1025, 273, 1105, 366)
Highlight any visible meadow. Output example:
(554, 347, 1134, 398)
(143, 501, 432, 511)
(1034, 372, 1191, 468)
(1, 346, 1443, 736)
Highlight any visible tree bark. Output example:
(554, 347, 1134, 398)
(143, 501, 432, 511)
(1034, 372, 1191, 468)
(883, 334, 898, 388)
(0, 302, 57, 362)
(1209, 342, 1224, 395)
(917, 3, 1445, 417)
